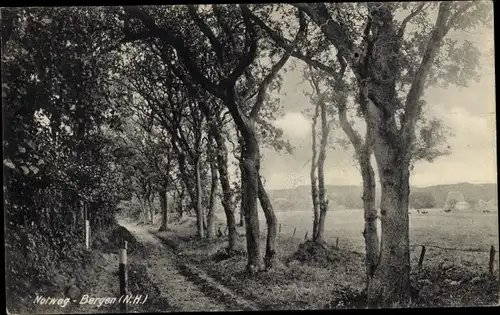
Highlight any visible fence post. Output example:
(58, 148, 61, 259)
(83, 202, 90, 250)
(224, 225, 228, 236)
(304, 231, 308, 240)
(293, 227, 296, 237)
(418, 246, 426, 267)
(119, 241, 128, 313)
(279, 224, 282, 233)
(489, 245, 496, 275)
(336, 237, 339, 248)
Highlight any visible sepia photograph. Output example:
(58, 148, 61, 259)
(2, 2, 498, 313)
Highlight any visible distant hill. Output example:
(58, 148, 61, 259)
(265, 182, 497, 212)
(412, 183, 498, 208)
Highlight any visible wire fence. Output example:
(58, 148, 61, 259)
(214, 221, 499, 275)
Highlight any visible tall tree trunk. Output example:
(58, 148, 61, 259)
(211, 127, 237, 251)
(206, 157, 218, 239)
(173, 145, 197, 215)
(360, 153, 379, 286)
(217, 155, 237, 250)
(240, 133, 262, 273)
(202, 169, 208, 230)
(368, 155, 411, 307)
(366, 98, 411, 305)
(148, 193, 155, 224)
(159, 189, 168, 231)
(195, 157, 204, 239)
(257, 175, 277, 270)
(310, 101, 320, 240)
(239, 208, 245, 227)
(338, 103, 380, 287)
(139, 196, 147, 224)
(315, 99, 330, 243)
(178, 193, 184, 219)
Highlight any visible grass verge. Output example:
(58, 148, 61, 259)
(155, 218, 499, 309)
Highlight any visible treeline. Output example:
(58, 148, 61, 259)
(3, 7, 133, 305)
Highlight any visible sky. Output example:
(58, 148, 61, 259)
(258, 21, 496, 190)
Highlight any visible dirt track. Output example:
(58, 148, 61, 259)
(118, 219, 260, 312)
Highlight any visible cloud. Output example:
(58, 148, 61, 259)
(410, 104, 496, 186)
(273, 112, 311, 140)
(259, 25, 496, 189)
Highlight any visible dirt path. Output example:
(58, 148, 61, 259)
(118, 219, 232, 312)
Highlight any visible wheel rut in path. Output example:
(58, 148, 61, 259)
(118, 220, 260, 312)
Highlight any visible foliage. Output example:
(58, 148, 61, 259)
(409, 191, 437, 209)
(3, 7, 127, 304)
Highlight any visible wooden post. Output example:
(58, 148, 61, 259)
(82, 202, 90, 249)
(119, 241, 128, 313)
(279, 224, 282, 233)
(336, 237, 339, 248)
(85, 202, 90, 249)
(85, 220, 90, 249)
(489, 245, 496, 275)
(418, 246, 426, 267)
(304, 231, 308, 240)
(293, 227, 296, 237)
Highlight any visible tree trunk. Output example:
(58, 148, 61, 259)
(148, 193, 155, 225)
(212, 127, 237, 251)
(174, 146, 197, 216)
(159, 190, 168, 231)
(367, 148, 411, 307)
(315, 99, 330, 243)
(360, 153, 379, 287)
(338, 101, 380, 288)
(361, 92, 411, 306)
(195, 157, 204, 239)
(239, 208, 245, 227)
(310, 101, 320, 240)
(178, 194, 184, 219)
(257, 175, 277, 269)
(141, 198, 147, 224)
(240, 134, 262, 273)
(206, 158, 218, 239)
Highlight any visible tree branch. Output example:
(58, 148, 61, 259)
(397, 2, 427, 39)
(212, 5, 237, 48)
(338, 104, 363, 156)
(122, 6, 224, 98)
(293, 3, 355, 61)
(444, 2, 476, 33)
(187, 5, 224, 63)
(249, 11, 307, 119)
(249, 9, 340, 76)
(221, 4, 259, 88)
(401, 2, 452, 154)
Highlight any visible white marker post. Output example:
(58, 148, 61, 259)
(119, 241, 128, 313)
(85, 220, 90, 249)
(83, 202, 90, 249)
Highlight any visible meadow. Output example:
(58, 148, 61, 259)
(158, 207, 499, 309)
(216, 208, 499, 271)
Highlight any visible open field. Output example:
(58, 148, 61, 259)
(152, 214, 499, 309)
(215, 208, 499, 271)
